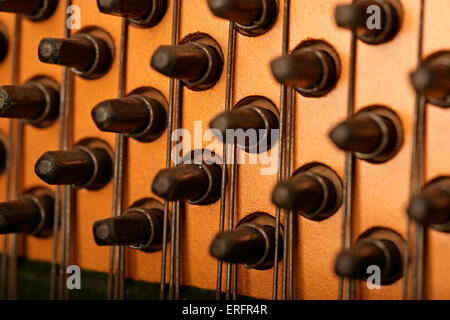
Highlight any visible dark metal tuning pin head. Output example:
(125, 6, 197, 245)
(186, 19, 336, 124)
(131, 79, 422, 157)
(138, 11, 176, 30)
(271, 51, 324, 88)
(330, 115, 384, 153)
(0, 28, 7, 63)
(271, 41, 340, 97)
(210, 97, 279, 153)
(209, 213, 282, 270)
(0, 187, 54, 237)
(335, 0, 402, 45)
(93, 208, 164, 251)
(210, 226, 269, 265)
(207, 0, 262, 26)
(151, 44, 209, 81)
(35, 139, 113, 190)
(0, 0, 57, 21)
(38, 28, 114, 79)
(0, 77, 60, 128)
(410, 51, 450, 108)
(92, 89, 167, 142)
(39, 37, 96, 70)
(97, 0, 167, 28)
(207, 0, 278, 37)
(151, 34, 223, 91)
(272, 164, 342, 221)
(329, 106, 403, 163)
(152, 161, 222, 205)
(335, 233, 403, 284)
(408, 178, 450, 231)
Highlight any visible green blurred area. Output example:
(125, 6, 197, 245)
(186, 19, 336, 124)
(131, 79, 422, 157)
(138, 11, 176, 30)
(0, 257, 254, 300)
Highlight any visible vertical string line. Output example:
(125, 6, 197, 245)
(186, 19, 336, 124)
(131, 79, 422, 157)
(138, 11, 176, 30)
(160, 0, 181, 300)
(338, 31, 357, 300)
(51, 0, 72, 300)
(168, 81, 181, 300)
(405, 0, 426, 301)
(111, 17, 129, 301)
(280, 0, 292, 300)
(273, 0, 290, 300)
(285, 88, 295, 300)
(0, 14, 20, 300)
(61, 37, 74, 301)
(215, 21, 236, 301)
(171, 82, 183, 300)
(225, 142, 237, 300)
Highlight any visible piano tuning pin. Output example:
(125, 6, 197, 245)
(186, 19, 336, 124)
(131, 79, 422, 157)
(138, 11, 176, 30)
(410, 50, 450, 108)
(329, 106, 403, 163)
(0, 77, 60, 128)
(97, 0, 167, 28)
(38, 27, 114, 79)
(209, 97, 279, 153)
(408, 177, 450, 233)
(0, 0, 57, 21)
(150, 34, 223, 91)
(0, 27, 7, 63)
(271, 40, 341, 97)
(335, 228, 404, 284)
(272, 163, 343, 221)
(92, 87, 167, 142)
(209, 212, 282, 270)
(207, 0, 278, 37)
(35, 138, 113, 190)
(151, 158, 222, 205)
(93, 202, 166, 251)
(335, 0, 402, 45)
(0, 187, 54, 238)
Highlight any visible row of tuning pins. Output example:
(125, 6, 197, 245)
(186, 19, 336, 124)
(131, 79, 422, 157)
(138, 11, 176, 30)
(0, 0, 448, 285)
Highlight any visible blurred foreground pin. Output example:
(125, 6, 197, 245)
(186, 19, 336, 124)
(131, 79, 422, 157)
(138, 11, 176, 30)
(410, 51, 450, 108)
(335, 0, 402, 44)
(0, 187, 54, 237)
(207, 0, 278, 37)
(0, 0, 57, 21)
(329, 106, 403, 163)
(97, 0, 167, 28)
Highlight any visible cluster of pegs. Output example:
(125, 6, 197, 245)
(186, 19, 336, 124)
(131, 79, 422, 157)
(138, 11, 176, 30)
(0, 0, 447, 288)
